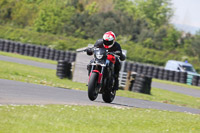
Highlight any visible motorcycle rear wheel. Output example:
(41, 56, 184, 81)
(88, 73, 99, 101)
(102, 89, 116, 103)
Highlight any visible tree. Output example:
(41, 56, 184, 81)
(11, 1, 38, 27)
(114, 0, 136, 16)
(34, 3, 75, 34)
(162, 25, 181, 49)
(85, 1, 98, 15)
(190, 33, 200, 59)
(133, 0, 173, 29)
(0, 0, 15, 23)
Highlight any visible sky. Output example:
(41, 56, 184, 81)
(170, 0, 200, 34)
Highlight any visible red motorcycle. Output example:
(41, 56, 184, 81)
(87, 47, 118, 103)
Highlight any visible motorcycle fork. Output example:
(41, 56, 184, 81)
(99, 66, 105, 92)
(100, 66, 105, 84)
(89, 65, 104, 84)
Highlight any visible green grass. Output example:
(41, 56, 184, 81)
(0, 60, 86, 90)
(0, 51, 57, 65)
(0, 105, 199, 133)
(0, 60, 200, 109)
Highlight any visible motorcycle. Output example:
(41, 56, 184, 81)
(86, 47, 118, 103)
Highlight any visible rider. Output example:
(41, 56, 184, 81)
(87, 31, 126, 90)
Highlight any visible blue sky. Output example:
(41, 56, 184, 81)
(171, 0, 200, 33)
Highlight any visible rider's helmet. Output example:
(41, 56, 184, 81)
(103, 31, 116, 49)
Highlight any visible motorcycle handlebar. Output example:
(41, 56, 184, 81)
(76, 47, 94, 53)
(76, 47, 120, 58)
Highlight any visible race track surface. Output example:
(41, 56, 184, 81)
(152, 82, 200, 97)
(1, 79, 200, 114)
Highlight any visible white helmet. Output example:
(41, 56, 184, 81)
(103, 31, 116, 48)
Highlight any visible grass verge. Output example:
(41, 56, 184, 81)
(0, 60, 200, 109)
(0, 105, 199, 133)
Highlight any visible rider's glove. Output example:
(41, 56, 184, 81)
(120, 53, 126, 61)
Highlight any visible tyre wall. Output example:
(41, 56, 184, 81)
(123, 61, 199, 87)
(131, 74, 152, 94)
(56, 60, 72, 79)
(0, 39, 76, 62)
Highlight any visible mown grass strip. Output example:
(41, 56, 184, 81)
(0, 60, 200, 109)
(0, 105, 199, 133)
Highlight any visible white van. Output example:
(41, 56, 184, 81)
(164, 60, 198, 75)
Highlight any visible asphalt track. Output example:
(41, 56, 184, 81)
(0, 55, 200, 114)
(152, 82, 200, 98)
(1, 79, 200, 114)
(0, 55, 56, 70)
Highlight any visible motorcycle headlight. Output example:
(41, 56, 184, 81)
(96, 54, 103, 59)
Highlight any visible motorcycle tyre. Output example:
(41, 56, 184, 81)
(102, 88, 116, 103)
(88, 72, 99, 101)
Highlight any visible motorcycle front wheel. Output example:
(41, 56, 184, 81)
(88, 72, 99, 101)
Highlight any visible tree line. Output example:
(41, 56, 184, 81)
(0, 0, 200, 71)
